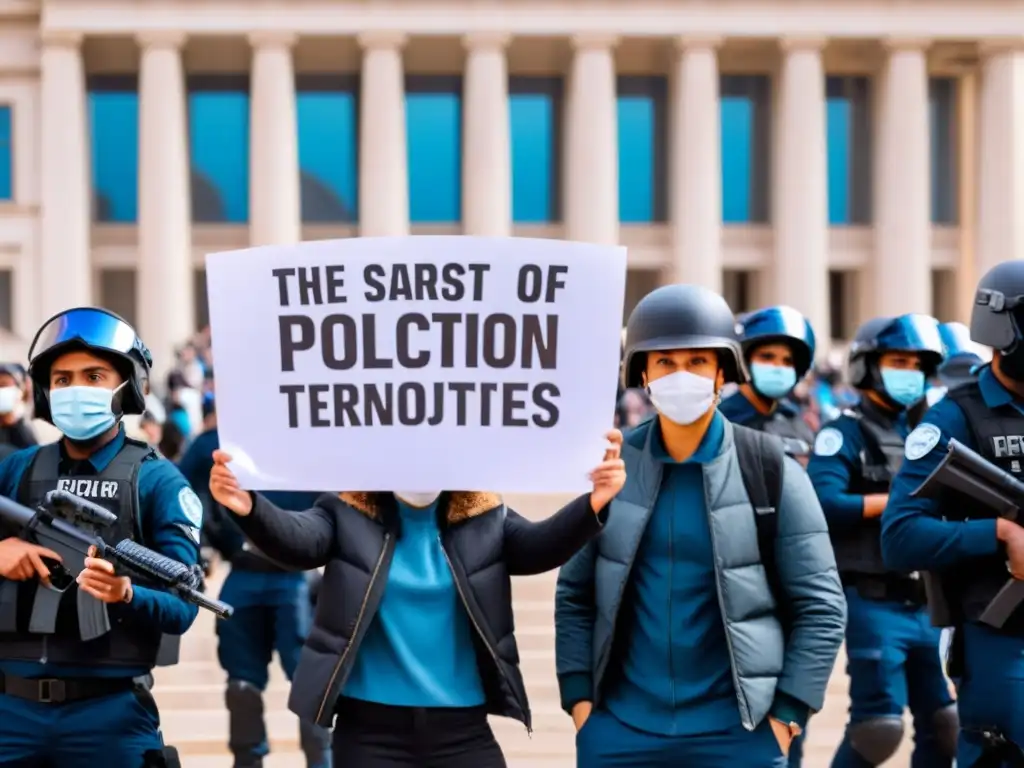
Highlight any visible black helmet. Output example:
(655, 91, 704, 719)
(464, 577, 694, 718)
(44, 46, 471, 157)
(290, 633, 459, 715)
(27, 307, 153, 424)
(971, 261, 1024, 353)
(847, 314, 945, 389)
(622, 284, 745, 388)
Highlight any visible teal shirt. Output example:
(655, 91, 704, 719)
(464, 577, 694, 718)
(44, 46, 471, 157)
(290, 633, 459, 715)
(342, 498, 486, 707)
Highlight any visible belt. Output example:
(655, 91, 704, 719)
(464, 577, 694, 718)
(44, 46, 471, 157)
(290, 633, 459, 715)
(0, 673, 135, 704)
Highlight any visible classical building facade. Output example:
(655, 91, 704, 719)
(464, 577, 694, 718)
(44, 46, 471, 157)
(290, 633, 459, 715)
(0, 0, 1021, 377)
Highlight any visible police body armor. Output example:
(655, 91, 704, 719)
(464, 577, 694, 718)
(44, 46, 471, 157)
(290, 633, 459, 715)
(834, 401, 906, 577)
(0, 438, 177, 666)
(938, 382, 1024, 633)
(758, 406, 815, 460)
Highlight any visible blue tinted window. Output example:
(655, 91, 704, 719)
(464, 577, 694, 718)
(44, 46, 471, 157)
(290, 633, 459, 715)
(406, 76, 462, 224)
(826, 76, 871, 225)
(930, 77, 957, 224)
(0, 106, 10, 201)
(617, 77, 667, 223)
(297, 75, 359, 223)
(188, 75, 250, 223)
(510, 77, 561, 224)
(720, 76, 770, 224)
(87, 76, 138, 223)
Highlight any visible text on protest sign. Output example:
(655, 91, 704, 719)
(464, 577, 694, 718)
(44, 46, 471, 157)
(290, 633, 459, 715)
(206, 237, 627, 493)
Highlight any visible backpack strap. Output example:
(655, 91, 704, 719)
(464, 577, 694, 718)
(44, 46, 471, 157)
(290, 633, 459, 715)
(732, 425, 788, 626)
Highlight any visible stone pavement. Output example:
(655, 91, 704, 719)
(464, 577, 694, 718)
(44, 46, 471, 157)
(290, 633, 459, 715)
(154, 493, 915, 767)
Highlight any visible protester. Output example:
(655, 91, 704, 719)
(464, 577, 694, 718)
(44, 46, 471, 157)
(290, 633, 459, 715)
(555, 284, 845, 768)
(208, 439, 625, 767)
(0, 363, 36, 451)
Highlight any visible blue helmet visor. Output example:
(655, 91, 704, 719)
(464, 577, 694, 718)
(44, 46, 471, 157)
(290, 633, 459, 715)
(938, 322, 973, 357)
(740, 307, 815, 351)
(29, 308, 141, 367)
(877, 314, 945, 357)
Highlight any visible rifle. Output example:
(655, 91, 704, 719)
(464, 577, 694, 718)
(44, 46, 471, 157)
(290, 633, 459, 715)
(911, 438, 1024, 628)
(0, 489, 232, 643)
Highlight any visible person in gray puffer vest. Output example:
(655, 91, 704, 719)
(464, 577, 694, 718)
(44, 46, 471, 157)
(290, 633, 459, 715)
(555, 283, 846, 768)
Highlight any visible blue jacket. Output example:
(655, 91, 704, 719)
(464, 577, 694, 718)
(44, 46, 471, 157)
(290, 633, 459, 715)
(554, 417, 846, 730)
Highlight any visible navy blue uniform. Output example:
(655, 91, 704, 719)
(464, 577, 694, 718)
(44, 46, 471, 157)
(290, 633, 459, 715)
(808, 408, 954, 768)
(0, 429, 200, 765)
(882, 366, 1022, 765)
(178, 427, 330, 768)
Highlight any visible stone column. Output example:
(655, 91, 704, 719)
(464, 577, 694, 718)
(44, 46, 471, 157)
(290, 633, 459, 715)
(137, 31, 193, 383)
(772, 37, 830, 342)
(462, 33, 511, 236)
(249, 31, 300, 246)
(358, 32, 409, 236)
(977, 42, 1024, 275)
(668, 36, 722, 292)
(564, 34, 619, 245)
(39, 31, 90, 317)
(873, 39, 932, 316)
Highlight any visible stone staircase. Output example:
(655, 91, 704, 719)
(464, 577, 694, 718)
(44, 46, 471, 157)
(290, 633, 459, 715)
(153, 493, 915, 767)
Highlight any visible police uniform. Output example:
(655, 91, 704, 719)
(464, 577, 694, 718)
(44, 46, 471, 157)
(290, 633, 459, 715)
(882, 261, 1024, 766)
(807, 314, 958, 768)
(0, 307, 201, 767)
(178, 419, 331, 768)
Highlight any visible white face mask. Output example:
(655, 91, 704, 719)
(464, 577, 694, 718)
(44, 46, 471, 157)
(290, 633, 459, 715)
(394, 491, 442, 508)
(646, 370, 717, 426)
(0, 386, 19, 415)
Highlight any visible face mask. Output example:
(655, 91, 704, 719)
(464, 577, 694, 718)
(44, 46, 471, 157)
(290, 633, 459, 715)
(880, 368, 926, 407)
(750, 363, 798, 400)
(646, 370, 717, 426)
(49, 386, 119, 441)
(0, 386, 19, 415)
(395, 491, 441, 508)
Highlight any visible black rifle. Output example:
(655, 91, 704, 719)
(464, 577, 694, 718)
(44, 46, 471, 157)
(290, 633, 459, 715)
(0, 489, 232, 644)
(911, 438, 1024, 628)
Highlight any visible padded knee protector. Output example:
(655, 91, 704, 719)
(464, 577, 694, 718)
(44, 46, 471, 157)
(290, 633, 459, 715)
(849, 717, 906, 765)
(932, 704, 960, 758)
(225, 679, 267, 756)
(299, 718, 331, 768)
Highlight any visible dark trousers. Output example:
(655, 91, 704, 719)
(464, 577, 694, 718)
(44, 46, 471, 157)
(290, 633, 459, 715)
(832, 588, 955, 768)
(332, 697, 506, 768)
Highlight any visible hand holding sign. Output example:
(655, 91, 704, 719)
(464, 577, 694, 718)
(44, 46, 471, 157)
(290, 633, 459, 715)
(210, 450, 253, 517)
(589, 429, 626, 512)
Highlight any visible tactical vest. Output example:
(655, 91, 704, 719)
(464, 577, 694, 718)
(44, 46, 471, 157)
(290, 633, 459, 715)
(760, 410, 815, 459)
(941, 382, 1024, 631)
(832, 403, 906, 576)
(0, 438, 169, 668)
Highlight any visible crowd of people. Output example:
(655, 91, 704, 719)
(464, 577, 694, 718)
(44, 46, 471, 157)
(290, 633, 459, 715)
(0, 261, 1018, 768)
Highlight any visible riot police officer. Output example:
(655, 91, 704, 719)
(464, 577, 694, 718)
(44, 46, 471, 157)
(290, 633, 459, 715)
(0, 307, 202, 766)
(0, 363, 37, 451)
(721, 305, 817, 466)
(883, 261, 1024, 766)
(177, 394, 331, 768)
(807, 313, 958, 768)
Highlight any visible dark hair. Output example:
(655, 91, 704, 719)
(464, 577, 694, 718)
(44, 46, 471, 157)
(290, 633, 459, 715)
(158, 419, 187, 462)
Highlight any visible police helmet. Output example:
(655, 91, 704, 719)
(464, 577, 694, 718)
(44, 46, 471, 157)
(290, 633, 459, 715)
(27, 307, 153, 424)
(970, 261, 1024, 353)
(736, 305, 816, 378)
(622, 284, 746, 388)
(847, 313, 945, 390)
(937, 321, 984, 386)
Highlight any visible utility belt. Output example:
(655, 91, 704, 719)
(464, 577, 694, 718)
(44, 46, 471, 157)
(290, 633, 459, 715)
(843, 572, 927, 607)
(0, 672, 135, 704)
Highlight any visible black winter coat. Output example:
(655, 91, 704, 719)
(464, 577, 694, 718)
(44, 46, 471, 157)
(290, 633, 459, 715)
(232, 490, 603, 729)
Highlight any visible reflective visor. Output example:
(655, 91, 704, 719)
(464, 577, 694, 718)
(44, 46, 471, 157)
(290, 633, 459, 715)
(882, 314, 945, 356)
(29, 308, 138, 365)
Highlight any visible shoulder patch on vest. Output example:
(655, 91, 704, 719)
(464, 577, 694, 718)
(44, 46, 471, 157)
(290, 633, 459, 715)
(905, 423, 942, 461)
(814, 427, 844, 457)
(178, 487, 204, 527)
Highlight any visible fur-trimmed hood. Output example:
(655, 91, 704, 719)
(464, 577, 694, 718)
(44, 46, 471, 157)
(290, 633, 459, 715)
(339, 491, 502, 524)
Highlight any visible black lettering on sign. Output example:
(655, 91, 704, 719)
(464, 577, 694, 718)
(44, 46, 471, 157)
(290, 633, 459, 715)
(274, 259, 569, 430)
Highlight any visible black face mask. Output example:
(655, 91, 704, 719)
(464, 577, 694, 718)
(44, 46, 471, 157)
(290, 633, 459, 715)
(1001, 348, 1024, 381)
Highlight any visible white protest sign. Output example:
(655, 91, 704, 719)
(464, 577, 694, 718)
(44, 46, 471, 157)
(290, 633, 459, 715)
(206, 237, 627, 493)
